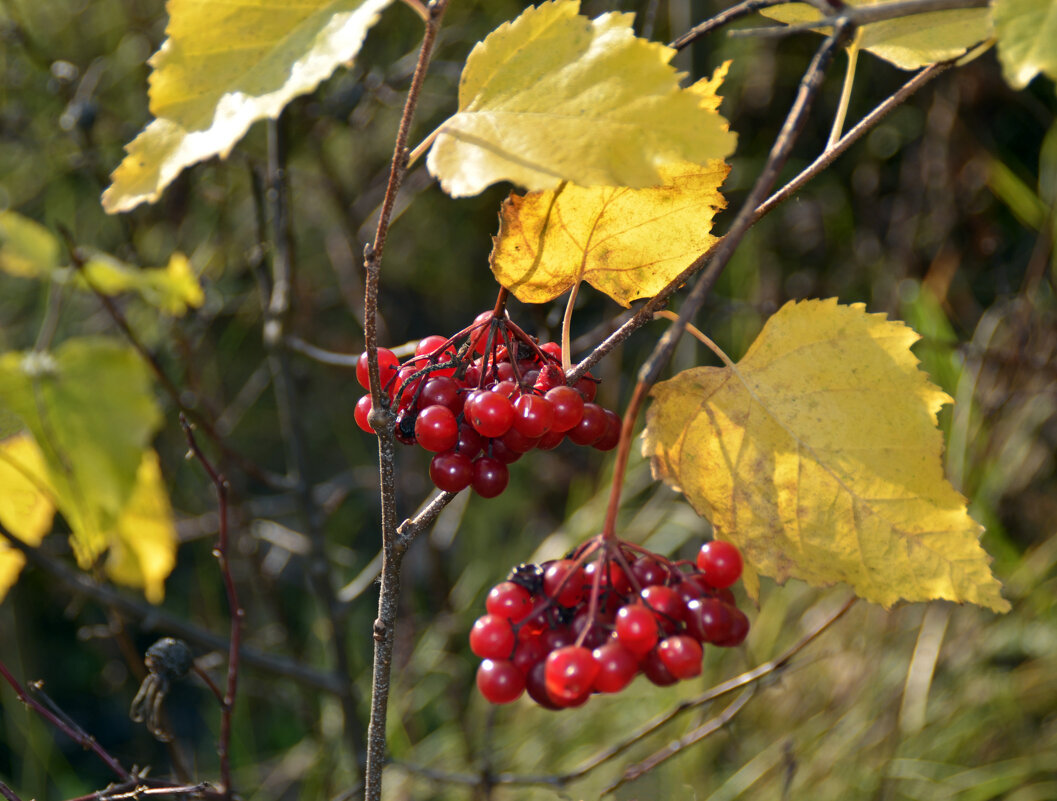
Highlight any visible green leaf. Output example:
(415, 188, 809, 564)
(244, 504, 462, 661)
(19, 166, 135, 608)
(761, 1, 992, 70)
(0, 210, 62, 278)
(427, 0, 737, 197)
(103, 0, 393, 214)
(0, 434, 55, 602)
(0, 338, 163, 568)
(993, 0, 1057, 90)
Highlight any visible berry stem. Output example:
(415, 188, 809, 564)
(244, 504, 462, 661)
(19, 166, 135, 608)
(601, 380, 650, 540)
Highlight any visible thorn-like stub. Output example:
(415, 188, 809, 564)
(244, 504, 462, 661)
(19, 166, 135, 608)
(372, 619, 386, 641)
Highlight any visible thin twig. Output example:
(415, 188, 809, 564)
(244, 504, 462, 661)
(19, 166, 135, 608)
(0, 657, 134, 782)
(0, 524, 342, 693)
(731, 0, 989, 38)
(63, 780, 223, 801)
(670, 0, 789, 50)
(179, 417, 240, 799)
(362, 2, 449, 800)
(568, 52, 949, 386)
(0, 782, 24, 801)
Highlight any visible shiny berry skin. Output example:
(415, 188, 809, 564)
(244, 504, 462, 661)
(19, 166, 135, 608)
(592, 641, 639, 693)
(512, 394, 553, 438)
(631, 556, 670, 588)
(535, 428, 565, 450)
(615, 604, 660, 658)
(525, 661, 564, 709)
(544, 386, 584, 432)
(543, 560, 586, 607)
(469, 311, 494, 355)
(684, 597, 733, 643)
(640, 647, 678, 686)
(716, 607, 750, 647)
(592, 409, 622, 451)
(454, 424, 484, 459)
(419, 376, 461, 411)
(429, 450, 473, 492)
(356, 347, 399, 391)
(476, 659, 524, 704)
(640, 585, 684, 632)
(657, 635, 703, 679)
(486, 581, 534, 623)
(512, 634, 547, 674)
(545, 645, 600, 703)
(354, 395, 374, 433)
(696, 541, 743, 588)
(414, 405, 458, 452)
(471, 457, 508, 498)
(574, 375, 597, 403)
(567, 402, 608, 446)
(469, 614, 516, 659)
(466, 391, 515, 438)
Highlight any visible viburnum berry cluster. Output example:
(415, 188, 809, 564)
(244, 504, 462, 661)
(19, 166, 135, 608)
(355, 310, 621, 497)
(471, 538, 750, 708)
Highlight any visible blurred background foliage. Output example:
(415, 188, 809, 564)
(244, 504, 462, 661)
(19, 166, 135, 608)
(1, 0, 1055, 798)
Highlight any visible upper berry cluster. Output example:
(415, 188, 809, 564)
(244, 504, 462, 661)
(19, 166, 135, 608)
(355, 311, 621, 497)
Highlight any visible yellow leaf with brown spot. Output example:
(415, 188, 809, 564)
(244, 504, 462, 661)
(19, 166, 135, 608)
(490, 160, 728, 306)
(643, 298, 1009, 612)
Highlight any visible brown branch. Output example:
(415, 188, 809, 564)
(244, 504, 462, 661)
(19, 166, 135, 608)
(0, 782, 24, 801)
(670, 0, 790, 50)
(362, 2, 449, 800)
(179, 417, 240, 799)
(731, 0, 990, 39)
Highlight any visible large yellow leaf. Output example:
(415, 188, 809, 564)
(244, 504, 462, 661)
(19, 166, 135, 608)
(993, 0, 1057, 89)
(427, 0, 737, 197)
(0, 211, 62, 278)
(761, 1, 992, 70)
(103, 0, 393, 213)
(0, 434, 55, 602)
(643, 299, 1009, 612)
(0, 339, 163, 568)
(490, 160, 729, 306)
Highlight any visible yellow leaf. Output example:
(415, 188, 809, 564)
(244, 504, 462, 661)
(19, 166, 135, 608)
(761, 1, 992, 70)
(0, 434, 55, 602)
(103, 0, 393, 213)
(993, 0, 1057, 89)
(79, 251, 204, 316)
(427, 0, 737, 197)
(642, 299, 1009, 612)
(0, 210, 62, 278)
(105, 451, 177, 604)
(490, 159, 729, 306)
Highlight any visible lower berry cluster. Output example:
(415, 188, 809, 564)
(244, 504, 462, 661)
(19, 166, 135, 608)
(472, 539, 749, 708)
(355, 311, 621, 498)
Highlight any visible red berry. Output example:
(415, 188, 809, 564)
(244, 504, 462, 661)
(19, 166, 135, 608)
(696, 541, 743, 588)
(593, 409, 622, 451)
(543, 560, 586, 607)
(685, 598, 737, 644)
(500, 426, 540, 454)
(513, 394, 554, 438)
(631, 555, 670, 587)
(429, 450, 473, 492)
(716, 607, 750, 647)
(545, 645, 600, 702)
(592, 641, 639, 693)
(533, 364, 565, 392)
(525, 660, 565, 709)
(419, 376, 461, 411)
(535, 428, 565, 450)
(469, 614, 516, 659)
(544, 386, 584, 432)
(415, 405, 458, 452)
(354, 395, 374, 433)
(567, 402, 607, 446)
(640, 647, 678, 686)
(469, 312, 494, 355)
(640, 585, 684, 632)
(615, 604, 660, 658)
(512, 634, 547, 674)
(574, 374, 597, 403)
(466, 390, 515, 438)
(454, 424, 484, 459)
(471, 456, 508, 498)
(583, 559, 631, 596)
(356, 347, 399, 391)
(657, 635, 703, 679)
(540, 342, 562, 360)
(486, 581, 534, 623)
(476, 659, 524, 704)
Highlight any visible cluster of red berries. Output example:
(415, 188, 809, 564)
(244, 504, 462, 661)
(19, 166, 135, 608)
(355, 311, 621, 497)
(471, 539, 749, 708)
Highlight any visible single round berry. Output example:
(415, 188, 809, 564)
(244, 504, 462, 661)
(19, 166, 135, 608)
(476, 659, 524, 704)
(469, 312, 495, 355)
(429, 450, 473, 492)
(615, 604, 660, 658)
(545, 645, 600, 703)
(543, 560, 586, 607)
(354, 395, 374, 433)
(657, 635, 703, 679)
(535, 428, 565, 450)
(513, 394, 554, 438)
(419, 376, 461, 411)
(640, 647, 678, 687)
(471, 457, 509, 498)
(592, 409, 622, 451)
(454, 424, 484, 459)
(525, 660, 564, 710)
(470, 614, 516, 659)
(466, 391, 515, 439)
(567, 402, 608, 446)
(486, 582, 534, 623)
(696, 541, 743, 588)
(640, 585, 685, 632)
(715, 607, 750, 647)
(414, 405, 458, 452)
(574, 374, 597, 403)
(500, 426, 540, 454)
(544, 386, 585, 432)
(511, 634, 547, 674)
(592, 641, 639, 693)
(356, 347, 399, 391)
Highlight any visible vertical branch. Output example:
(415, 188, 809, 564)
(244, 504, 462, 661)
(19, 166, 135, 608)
(179, 416, 240, 799)
(362, 2, 448, 799)
(259, 117, 367, 773)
